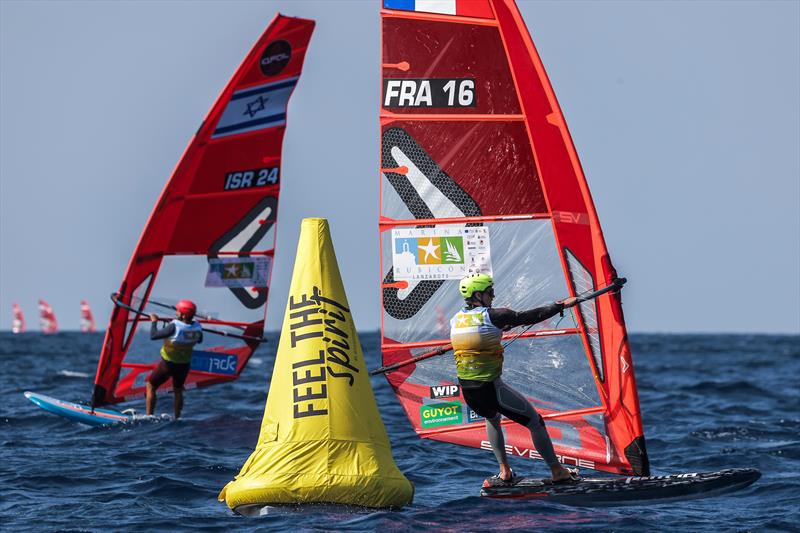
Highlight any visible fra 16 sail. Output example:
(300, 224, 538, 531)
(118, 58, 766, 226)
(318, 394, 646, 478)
(379, 0, 648, 476)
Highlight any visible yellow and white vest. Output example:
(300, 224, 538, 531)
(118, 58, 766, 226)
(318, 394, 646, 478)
(449, 306, 503, 381)
(160, 319, 202, 364)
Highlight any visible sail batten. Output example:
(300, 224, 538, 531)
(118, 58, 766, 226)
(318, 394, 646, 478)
(379, 0, 648, 476)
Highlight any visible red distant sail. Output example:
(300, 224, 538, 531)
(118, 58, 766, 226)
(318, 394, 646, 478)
(379, 0, 648, 476)
(12, 303, 25, 334)
(38, 299, 58, 334)
(91, 14, 315, 408)
(80, 300, 96, 333)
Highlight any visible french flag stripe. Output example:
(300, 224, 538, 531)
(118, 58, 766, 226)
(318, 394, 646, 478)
(384, 0, 493, 19)
(384, 0, 456, 15)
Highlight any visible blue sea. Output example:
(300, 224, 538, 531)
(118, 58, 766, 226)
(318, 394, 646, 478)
(1, 332, 798, 532)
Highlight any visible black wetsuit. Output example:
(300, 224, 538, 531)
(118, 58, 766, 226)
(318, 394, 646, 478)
(487, 303, 565, 331)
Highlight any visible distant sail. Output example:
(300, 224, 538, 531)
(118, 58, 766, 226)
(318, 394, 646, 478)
(90, 14, 315, 408)
(379, 0, 648, 476)
(80, 300, 96, 333)
(12, 303, 25, 334)
(38, 299, 58, 334)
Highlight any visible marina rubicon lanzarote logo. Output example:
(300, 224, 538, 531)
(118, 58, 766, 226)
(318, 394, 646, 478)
(391, 226, 492, 281)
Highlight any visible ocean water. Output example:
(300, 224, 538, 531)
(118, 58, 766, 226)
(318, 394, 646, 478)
(1, 332, 798, 532)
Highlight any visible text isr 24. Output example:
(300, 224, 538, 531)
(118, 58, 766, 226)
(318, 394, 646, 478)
(224, 166, 279, 191)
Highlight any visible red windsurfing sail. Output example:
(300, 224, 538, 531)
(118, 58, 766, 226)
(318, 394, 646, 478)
(38, 299, 58, 334)
(12, 303, 25, 334)
(80, 300, 96, 333)
(379, 0, 648, 475)
(91, 14, 315, 407)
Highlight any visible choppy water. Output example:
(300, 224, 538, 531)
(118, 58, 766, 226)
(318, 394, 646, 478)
(1, 332, 798, 531)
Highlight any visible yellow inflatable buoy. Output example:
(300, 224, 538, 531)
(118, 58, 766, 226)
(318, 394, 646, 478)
(219, 218, 414, 512)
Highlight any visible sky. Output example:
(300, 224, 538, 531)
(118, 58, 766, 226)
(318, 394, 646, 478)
(1, 0, 798, 333)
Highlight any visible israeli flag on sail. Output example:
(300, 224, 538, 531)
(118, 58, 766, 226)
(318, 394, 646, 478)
(212, 76, 298, 138)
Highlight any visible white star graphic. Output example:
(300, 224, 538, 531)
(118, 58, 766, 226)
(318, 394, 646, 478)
(457, 315, 469, 327)
(225, 264, 239, 277)
(418, 238, 440, 262)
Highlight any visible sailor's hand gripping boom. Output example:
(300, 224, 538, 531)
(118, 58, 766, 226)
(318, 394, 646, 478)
(368, 277, 626, 376)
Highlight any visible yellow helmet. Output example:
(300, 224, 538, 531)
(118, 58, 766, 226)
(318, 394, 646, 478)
(459, 273, 493, 299)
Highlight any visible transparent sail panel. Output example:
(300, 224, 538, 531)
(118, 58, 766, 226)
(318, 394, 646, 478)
(122, 274, 153, 351)
(502, 333, 601, 413)
(548, 412, 610, 463)
(382, 173, 419, 221)
(381, 219, 570, 344)
(123, 255, 266, 364)
(564, 248, 603, 381)
(396, 332, 600, 415)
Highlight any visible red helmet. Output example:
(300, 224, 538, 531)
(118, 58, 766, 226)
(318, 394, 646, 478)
(176, 299, 197, 316)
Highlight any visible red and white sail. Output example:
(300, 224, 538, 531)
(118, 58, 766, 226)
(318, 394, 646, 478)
(12, 303, 25, 334)
(80, 300, 96, 333)
(38, 299, 58, 334)
(379, 0, 649, 475)
(91, 14, 315, 407)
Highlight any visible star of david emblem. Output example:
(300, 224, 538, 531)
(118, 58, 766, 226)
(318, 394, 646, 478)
(244, 95, 269, 118)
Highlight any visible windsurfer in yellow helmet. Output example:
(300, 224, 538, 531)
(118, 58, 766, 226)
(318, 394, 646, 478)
(146, 299, 203, 419)
(450, 273, 579, 485)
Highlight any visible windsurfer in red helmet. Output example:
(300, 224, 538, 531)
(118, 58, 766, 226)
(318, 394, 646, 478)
(146, 299, 203, 419)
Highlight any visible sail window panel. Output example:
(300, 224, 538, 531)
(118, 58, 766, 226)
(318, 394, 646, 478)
(382, 17, 520, 115)
(187, 129, 285, 196)
(381, 122, 546, 219)
(381, 173, 416, 221)
(501, 334, 602, 413)
(548, 412, 612, 467)
(384, 340, 611, 465)
(564, 248, 604, 381)
(122, 255, 267, 364)
(381, 219, 571, 345)
(393, 332, 601, 416)
(397, 344, 457, 386)
(122, 274, 153, 352)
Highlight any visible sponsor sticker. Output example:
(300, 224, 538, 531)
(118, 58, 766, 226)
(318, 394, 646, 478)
(191, 351, 238, 376)
(205, 256, 271, 288)
(429, 384, 460, 399)
(260, 40, 291, 76)
(420, 401, 462, 428)
(391, 226, 491, 281)
(467, 409, 485, 423)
